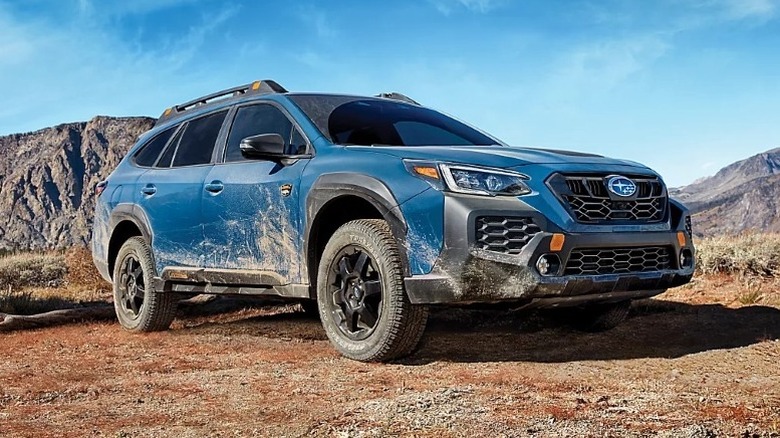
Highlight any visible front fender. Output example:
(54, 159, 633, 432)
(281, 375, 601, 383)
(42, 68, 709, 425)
(305, 173, 410, 276)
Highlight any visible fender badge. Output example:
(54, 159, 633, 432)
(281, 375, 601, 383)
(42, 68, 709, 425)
(280, 183, 293, 197)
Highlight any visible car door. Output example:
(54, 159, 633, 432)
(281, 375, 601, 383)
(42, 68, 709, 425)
(200, 102, 310, 283)
(136, 109, 229, 270)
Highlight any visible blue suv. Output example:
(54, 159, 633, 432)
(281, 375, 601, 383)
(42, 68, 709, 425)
(92, 80, 695, 362)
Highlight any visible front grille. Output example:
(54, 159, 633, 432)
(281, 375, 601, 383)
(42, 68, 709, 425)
(685, 216, 693, 235)
(565, 247, 673, 276)
(475, 216, 541, 255)
(547, 174, 668, 223)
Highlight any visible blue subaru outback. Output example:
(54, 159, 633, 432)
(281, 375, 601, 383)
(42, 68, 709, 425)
(92, 80, 695, 362)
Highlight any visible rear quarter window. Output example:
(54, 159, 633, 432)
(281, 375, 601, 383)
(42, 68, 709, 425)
(132, 127, 176, 167)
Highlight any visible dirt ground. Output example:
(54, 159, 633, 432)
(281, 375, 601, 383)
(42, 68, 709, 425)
(1, 277, 779, 437)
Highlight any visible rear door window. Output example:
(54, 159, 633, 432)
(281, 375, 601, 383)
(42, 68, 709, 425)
(172, 110, 228, 167)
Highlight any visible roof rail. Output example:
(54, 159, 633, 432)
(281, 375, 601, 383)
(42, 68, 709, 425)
(156, 79, 287, 126)
(375, 92, 420, 106)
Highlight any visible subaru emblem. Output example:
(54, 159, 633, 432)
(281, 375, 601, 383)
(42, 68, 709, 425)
(607, 176, 637, 197)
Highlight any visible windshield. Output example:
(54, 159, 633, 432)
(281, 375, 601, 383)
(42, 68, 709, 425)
(288, 94, 500, 147)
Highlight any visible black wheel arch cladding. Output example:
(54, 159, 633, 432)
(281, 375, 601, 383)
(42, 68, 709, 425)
(304, 173, 411, 288)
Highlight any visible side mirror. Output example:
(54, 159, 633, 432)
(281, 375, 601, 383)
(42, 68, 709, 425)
(240, 133, 286, 159)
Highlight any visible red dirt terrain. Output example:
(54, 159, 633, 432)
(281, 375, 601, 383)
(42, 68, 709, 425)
(1, 279, 779, 437)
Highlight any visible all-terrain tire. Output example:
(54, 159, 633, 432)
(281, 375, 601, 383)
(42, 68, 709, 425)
(568, 300, 632, 332)
(112, 237, 177, 332)
(317, 219, 429, 362)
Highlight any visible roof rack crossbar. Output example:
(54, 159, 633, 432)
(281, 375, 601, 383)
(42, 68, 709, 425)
(156, 79, 287, 126)
(175, 84, 251, 112)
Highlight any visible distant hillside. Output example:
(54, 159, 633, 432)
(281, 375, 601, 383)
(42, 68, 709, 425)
(0, 117, 155, 250)
(671, 148, 780, 236)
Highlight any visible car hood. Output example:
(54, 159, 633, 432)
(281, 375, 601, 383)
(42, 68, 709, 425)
(348, 145, 648, 170)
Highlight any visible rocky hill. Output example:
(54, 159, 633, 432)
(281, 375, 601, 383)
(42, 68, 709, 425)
(0, 117, 155, 250)
(671, 148, 780, 236)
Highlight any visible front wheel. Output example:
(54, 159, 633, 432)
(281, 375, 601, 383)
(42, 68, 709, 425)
(317, 219, 429, 362)
(112, 237, 177, 332)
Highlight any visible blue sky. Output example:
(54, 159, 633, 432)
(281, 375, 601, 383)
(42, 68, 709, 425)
(1, 0, 779, 186)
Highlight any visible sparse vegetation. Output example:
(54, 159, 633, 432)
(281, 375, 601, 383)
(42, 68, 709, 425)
(695, 233, 780, 278)
(0, 252, 66, 290)
(737, 278, 764, 305)
(0, 248, 109, 315)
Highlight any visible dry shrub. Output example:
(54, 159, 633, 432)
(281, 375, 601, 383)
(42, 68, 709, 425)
(0, 253, 66, 289)
(696, 233, 780, 278)
(65, 246, 111, 290)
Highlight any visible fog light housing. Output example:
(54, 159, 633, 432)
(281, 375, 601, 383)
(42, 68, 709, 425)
(536, 254, 561, 276)
(680, 249, 694, 269)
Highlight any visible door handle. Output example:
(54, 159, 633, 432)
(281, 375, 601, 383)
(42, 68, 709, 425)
(205, 181, 224, 193)
(141, 185, 157, 196)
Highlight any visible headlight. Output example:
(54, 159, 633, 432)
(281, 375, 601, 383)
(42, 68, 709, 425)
(404, 160, 532, 197)
(440, 164, 532, 196)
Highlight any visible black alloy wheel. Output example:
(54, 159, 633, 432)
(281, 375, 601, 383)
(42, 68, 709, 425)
(327, 246, 383, 340)
(117, 254, 146, 319)
(316, 219, 429, 362)
(112, 237, 177, 332)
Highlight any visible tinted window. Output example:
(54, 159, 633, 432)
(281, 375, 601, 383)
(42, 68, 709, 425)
(156, 127, 183, 168)
(288, 95, 499, 147)
(225, 104, 304, 162)
(290, 128, 307, 155)
(133, 127, 176, 167)
(172, 110, 227, 167)
(394, 121, 473, 146)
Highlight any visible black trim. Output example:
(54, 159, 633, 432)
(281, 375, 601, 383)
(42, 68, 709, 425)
(152, 267, 309, 298)
(401, 192, 695, 305)
(109, 204, 154, 244)
(545, 172, 670, 225)
(305, 174, 410, 287)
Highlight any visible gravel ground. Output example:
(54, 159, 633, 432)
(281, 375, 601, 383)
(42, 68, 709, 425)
(1, 279, 779, 437)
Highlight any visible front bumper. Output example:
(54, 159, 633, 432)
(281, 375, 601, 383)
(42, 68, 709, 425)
(403, 194, 695, 306)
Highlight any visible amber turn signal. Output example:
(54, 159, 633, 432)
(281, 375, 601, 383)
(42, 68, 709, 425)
(413, 166, 440, 179)
(550, 233, 565, 252)
(677, 231, 687, 247)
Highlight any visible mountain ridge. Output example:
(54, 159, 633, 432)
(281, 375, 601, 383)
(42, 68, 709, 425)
(671, 147, 780, 236)
(0, 116, 155, 250)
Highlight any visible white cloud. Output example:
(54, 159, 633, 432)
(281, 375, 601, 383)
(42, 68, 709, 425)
(296, 5, 337, 39)
(75, 0, 202, 18)
(549, 35, 671, 96)
(0, 3, 239, 134)
(715, 0, 776, 21)
(429, 0, 506, 15)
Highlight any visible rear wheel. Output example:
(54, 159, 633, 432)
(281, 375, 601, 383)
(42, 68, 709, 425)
(112, 237, 177, 332)
(317, 219, 428, 362)
(567, 300, 632, 332)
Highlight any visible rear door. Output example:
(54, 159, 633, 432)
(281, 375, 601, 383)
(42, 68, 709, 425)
(136, 109, 229, 270)
(200, 102, 310, 283)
